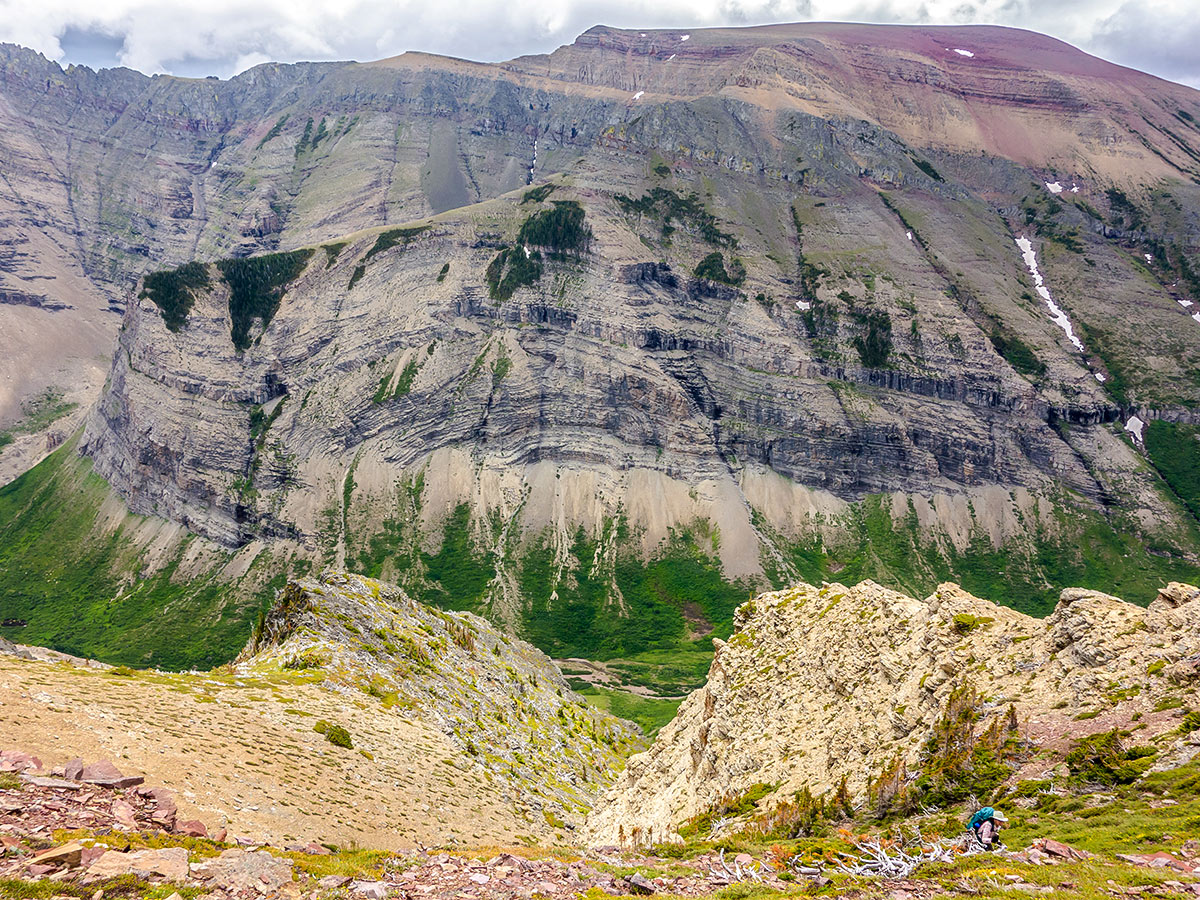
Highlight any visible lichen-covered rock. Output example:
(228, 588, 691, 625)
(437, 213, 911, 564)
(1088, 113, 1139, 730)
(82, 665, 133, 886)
(586, 579, 1200, 845)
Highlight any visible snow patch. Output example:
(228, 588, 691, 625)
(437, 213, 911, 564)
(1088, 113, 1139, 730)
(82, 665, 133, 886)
(523, 246, 531, 259)
(666, 53, 676, 61)
(1193, 312, 1200, 324)
(1070, 184, 1079, 193)
(906, 231, 913, 241)
(950, 48, 975, 57)
(1144, 253, 1154, 264)
(1125, 415, 1146, 443)
(528, 138, 537, 184)
(680, 34, 690, 41)
(796, 300, 812, 311)
(632, 90, 644, 101)
(1180, 299, 1194, 308)
(1095, 372, 1107, 383)
(1016, 236, 1085, 352)
(1045, 181, 1063, 194)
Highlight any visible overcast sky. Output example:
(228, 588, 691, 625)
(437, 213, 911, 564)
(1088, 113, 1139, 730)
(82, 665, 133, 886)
(2, 0, 1198, 89)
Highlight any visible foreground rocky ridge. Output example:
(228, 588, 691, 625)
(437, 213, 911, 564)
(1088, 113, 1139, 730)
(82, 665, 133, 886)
(0, 570, 638, 846)
(586, 580, 1200, 845)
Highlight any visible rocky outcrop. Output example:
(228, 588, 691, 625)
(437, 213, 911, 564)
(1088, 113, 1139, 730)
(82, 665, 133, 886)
(240, 570, 641, 824)
(585, 580, 1200, 845)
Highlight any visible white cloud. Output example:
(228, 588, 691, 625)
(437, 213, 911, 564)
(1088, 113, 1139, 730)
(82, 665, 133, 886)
(0, 0, 1197, 87)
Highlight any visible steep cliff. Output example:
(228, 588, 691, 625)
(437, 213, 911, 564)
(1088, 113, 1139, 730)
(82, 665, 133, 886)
(3, 22, 1200, 670)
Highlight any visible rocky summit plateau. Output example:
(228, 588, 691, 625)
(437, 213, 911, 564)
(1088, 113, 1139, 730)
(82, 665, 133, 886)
(2, 16, 1200, 900)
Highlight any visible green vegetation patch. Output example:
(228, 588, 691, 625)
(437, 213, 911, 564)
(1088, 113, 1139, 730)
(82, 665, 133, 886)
(517, 201, 592, 255)
(615, 187, 735, 247)
(693, 251, 746, 286)
(522, 184, 557, 204)
(0, 441, 285, 669)
(485, 246, 543, 301)
(989, 329, 1046, 378)
(140, 261, 211, 332)
(0, 388, 79, 449)
(1066, 729, 1157, 785)
(570, 683, 682, 737)
(364, 225, 431, 263)
(218, 249, 314, 351)
(849, 308, 893, 368)
(1144, 420, 1200, 523)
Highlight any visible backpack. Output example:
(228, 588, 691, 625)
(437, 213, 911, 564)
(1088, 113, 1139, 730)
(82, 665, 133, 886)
(967, 807, 995, 832)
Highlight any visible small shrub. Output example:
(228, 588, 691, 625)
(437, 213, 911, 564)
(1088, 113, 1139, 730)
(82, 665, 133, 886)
(485, 246, 543, 301)
(325, 724, 353, 748)
(437, 262, 450, 282)
(1181, 710, 1200, 734)
(1065, 729, 1156, 785)
(109, 665, 137, 677)
(364, 225, 430, 262)
(952, 613, 994, 634)
(1146, 660, 1165, 676)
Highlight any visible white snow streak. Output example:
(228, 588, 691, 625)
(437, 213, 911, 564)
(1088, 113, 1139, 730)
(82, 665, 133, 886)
(528, 138, 537, 183)
(680, 34, 690, 41)
(1144, 253, 1154, 263)
(1180, 299, 1195, 308)
(1016, 236, 1085, 352)
(950, 48, 975, 57)
(1193, 312, 1200, 324)
(632, 90, 644, 100)
(1125, 415, 1146, 443)
(1095, 372, 1107, 383)
(1045, 181, 1063, 194)
(906, 231, 913, 241)
(796, 300, 812, 311)
(666, 53, 676, 60)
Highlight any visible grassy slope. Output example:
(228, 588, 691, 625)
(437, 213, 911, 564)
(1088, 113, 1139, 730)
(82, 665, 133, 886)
(0, 441, 283, 669)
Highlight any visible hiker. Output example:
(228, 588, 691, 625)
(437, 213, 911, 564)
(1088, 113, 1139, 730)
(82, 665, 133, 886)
(967, 806, 1008, 849)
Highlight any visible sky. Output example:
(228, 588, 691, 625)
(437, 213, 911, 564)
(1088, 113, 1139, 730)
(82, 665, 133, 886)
(2, 0, 1198, 90)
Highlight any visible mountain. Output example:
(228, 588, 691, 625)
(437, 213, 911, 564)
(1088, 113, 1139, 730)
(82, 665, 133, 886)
(585, 578, 1200, 846)
(1, 23, 1200, 675)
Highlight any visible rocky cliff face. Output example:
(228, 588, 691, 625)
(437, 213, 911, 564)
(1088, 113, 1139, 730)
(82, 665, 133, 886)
(3, 22, 1200, 669)
(585, 580, 1200, 845)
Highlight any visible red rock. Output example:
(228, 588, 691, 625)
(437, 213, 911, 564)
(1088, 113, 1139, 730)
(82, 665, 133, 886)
(80, 846, 106, 868)
(177, 819, 208, 838)
(112, 798, 138, 830)
(27, 863, 54, 876)
(81, 760, 123, 782)
(63, 759, 83, 781)
(0, 750, 42, 773)
(305, 842, 331, 855)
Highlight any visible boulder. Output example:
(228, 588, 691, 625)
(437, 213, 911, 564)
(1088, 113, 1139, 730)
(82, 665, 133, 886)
(190, 848, 294, 894)
(351, 881, 391, 898)
(85, 847, 190, 881)
(30, 841, 85, 868)
(63, 758, 84, 781)
(177, 819, 208, 838)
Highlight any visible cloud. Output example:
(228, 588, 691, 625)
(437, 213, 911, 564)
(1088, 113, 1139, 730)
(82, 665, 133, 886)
(0, 0, 1196, 88)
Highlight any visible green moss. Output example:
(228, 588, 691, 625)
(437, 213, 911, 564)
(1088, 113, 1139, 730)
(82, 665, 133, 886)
(217, 249, 314, 351)
(139, 261, 211, 331)
(322, 242, 347, 268)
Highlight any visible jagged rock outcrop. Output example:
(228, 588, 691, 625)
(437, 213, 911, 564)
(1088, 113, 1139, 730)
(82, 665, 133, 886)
(585, 579, 1200, 845)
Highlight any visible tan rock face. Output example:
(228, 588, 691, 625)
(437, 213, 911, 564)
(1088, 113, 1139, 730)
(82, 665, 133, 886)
(585, 580, 1200, 845)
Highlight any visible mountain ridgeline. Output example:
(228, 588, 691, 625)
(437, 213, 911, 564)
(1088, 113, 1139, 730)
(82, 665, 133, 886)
(1, 23, 1200, 673)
